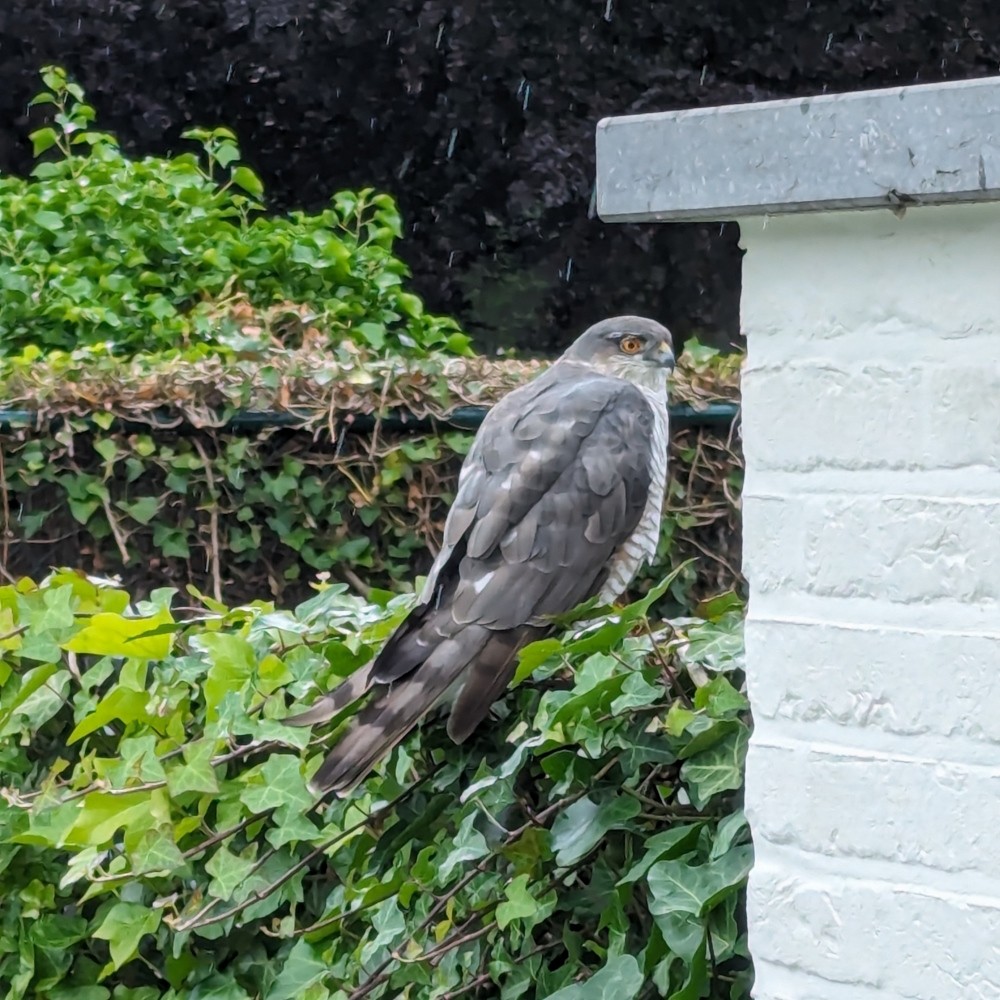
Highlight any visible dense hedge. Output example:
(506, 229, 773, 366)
(0, 568, 751, 998)
(0, 69, 467, 359)
(6, 2, 998, 355)
(0, 338, 743, 613)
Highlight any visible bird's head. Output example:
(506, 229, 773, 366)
(560, 316, 675, 391)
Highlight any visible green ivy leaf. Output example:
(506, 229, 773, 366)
(239, 754, 313, 819)
(540, 954, 644, 1000)
(550, 794, 641, 867)
(64, 608, 174, 659)
(206, 845, 259, 901)
(693, 675, 749, 719)
(166, 739, 221, 796)
(617, 825, 703, 886)
(93, 901, 162, 972)
(63, 791, 151, 847)
(495, 873, 537, 930)
(198, 632, 256, 720)
(647, 845, 754, 922)
(667, 939, 708, 1000)
(681, 727, 750, 808)
(119, 496, 160, 525)
(68, 685, 152, 743)
(266, 939, 329, 1000)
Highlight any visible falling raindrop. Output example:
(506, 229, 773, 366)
(370, 117, 377, 132)
(825, 33, 833, 51)
(226, 63, 234, 82)
(448, 251, 457, 267)
(565, 258, 574, 282)
(398, 152, 414, 179)
(603, 0, 613, 21)
(436, 23, 445, 49)
(700, 65, 707, 86)
(446, 127, 458, 158)
(516, 78, 525, 97)
(385, 29, 393, 45)
(523, 84, 531, 111)
(587, 185, 598, 219)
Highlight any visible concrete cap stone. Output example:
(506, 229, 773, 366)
(596, 77, 1000, 221)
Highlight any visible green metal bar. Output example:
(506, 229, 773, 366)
(0, 401, 738, 435)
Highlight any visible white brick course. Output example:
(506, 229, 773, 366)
(746, 620, 1000, 749)
(749, 743, 1000, 876)
(745, 494, 1000, 605)
(749, 861, 1000, 1000)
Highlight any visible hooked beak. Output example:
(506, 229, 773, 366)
(656, 345, 676, 371)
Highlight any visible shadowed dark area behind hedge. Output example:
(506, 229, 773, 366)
(3, 1, 998, 355)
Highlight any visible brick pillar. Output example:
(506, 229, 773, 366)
(596, 77, 1000, 999)
(740, 203, 1000, 999)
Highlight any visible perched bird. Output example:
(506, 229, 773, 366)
(287, 316, 675, 795)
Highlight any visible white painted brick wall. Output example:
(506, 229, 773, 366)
(740, 202, 1000, 1000)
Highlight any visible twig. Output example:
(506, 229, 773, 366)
(0, 625, 28, 644)
(171, 838, 318, 932)
(172, 768, 439, 933)
(0, 445, 10, 577)
(192, 438, 223, 603)
(366, 372, 393, 461)
(438, 970, 495, 999)
(437, 941, 560, 1000)
(339, 566, 372, 599)
(683, 535, 742, 589)
(182, 811, 271, 861)
(417, 920, 497, 966)
(347, 859, 489, 997)
(707, 922, 718, 976)
(210, 740, 282, 767)
(33, 740, 286, 809)
(101, 494, 130, 565)
(347, 756, 623, 1000)
(89, 809, 276, 886)
(641, 619, 692, 708)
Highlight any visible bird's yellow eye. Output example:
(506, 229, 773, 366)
(619, 335, 644, 355)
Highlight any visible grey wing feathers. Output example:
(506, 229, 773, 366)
(292, 362, 658, 795)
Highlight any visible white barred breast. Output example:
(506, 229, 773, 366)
(597, 386, 669, 605)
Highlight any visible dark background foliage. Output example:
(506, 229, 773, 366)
(2, 1, 998, 355)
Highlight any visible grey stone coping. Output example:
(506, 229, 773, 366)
(595, 77, 1000, 222)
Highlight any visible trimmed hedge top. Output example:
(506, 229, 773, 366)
(0, 316, 741, 430)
